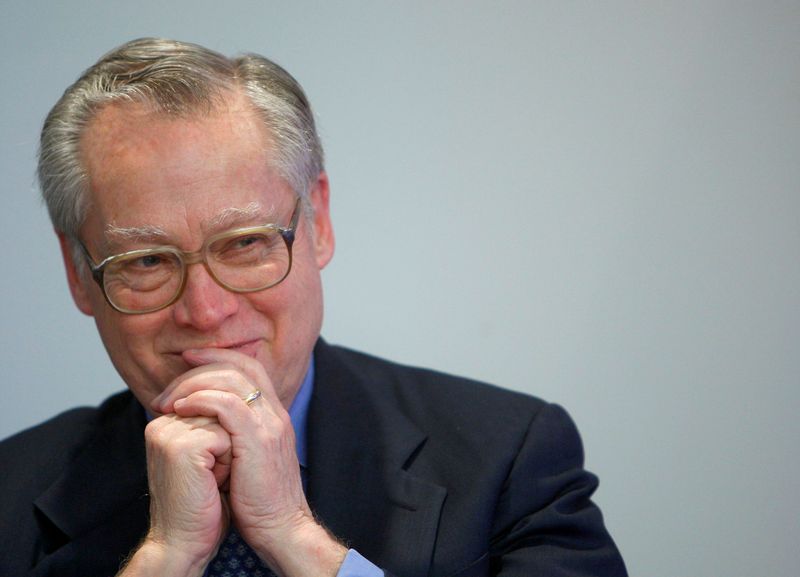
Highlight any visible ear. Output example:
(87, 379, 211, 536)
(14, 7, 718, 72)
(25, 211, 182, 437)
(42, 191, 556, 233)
(57, 232, 95, 316)
(307, 171, 335, 269)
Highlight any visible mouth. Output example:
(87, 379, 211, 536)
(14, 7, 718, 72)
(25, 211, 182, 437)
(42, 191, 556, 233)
(223, 339, 262, 358)
(167, 338, 263, 359)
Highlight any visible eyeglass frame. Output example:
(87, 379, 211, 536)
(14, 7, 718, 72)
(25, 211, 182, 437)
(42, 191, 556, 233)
(77, 196, 302, 315)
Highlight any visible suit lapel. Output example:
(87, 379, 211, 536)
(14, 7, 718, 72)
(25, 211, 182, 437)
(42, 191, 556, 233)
(27, 346, 448, 575)
(307, 341, 447, 576)
(31, 393, 149, 576)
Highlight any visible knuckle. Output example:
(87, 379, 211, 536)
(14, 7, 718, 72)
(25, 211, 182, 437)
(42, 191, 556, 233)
(145, 418, 169, 442)
(254, 427, 280, 449)
(276, 410, 293, 430)
(146, 427, 178, 455)
(210, 388, 238, 405)
(256, 411, 293, 443)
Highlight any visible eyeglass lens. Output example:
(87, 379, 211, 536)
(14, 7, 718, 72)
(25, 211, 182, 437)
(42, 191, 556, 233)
(102, 228, 290, 312)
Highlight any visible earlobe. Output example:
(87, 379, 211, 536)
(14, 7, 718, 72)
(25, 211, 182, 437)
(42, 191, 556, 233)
(57, 232, 95, 316)
(308, 171, 335, 269)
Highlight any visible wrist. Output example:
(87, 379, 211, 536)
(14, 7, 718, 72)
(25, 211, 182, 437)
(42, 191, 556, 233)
(251, 515, 348, 577)
(117, 538, 212, 577)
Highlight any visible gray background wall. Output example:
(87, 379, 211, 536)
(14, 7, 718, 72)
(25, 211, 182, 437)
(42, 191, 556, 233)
(1, 2, 798, 576)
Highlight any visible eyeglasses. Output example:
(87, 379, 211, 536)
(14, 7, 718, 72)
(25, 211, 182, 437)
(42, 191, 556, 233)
(79, 197, 302, 314)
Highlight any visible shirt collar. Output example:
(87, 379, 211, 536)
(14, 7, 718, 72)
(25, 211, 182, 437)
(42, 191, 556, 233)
(288, 355, 314, 469)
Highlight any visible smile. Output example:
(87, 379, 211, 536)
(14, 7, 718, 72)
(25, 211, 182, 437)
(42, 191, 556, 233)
(169, 338, 263, 359)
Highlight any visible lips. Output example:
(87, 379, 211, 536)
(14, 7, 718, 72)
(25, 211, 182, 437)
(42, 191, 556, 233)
(168, 338, 263, 359)
(224, 339, 262, 358)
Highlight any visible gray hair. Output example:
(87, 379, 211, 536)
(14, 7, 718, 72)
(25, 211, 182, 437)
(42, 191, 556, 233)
(38, 37, 324, 240)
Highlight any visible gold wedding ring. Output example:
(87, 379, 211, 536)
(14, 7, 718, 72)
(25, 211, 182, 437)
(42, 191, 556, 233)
(243, 389, 262, 406)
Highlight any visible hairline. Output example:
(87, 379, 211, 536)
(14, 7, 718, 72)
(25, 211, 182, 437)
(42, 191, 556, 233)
(40, 38, 323, 274)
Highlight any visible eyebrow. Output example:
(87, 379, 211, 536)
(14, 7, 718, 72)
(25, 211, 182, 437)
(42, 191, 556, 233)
(104, 223, 169, 244)
(102, 202, 275, 248)
(204, 202, 270, 231)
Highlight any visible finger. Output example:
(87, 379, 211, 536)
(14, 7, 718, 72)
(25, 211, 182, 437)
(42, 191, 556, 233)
(173, 389, 290, 444)
(144, 414, 233, 556)
(145, 415, 234, 508)
(147, 414, 233, 467)
(183, 348, 280, 403)
(153, 414, 233, 488)
(171, 389, 305, 525)
(151, 348, 281, 414)
(151, 354, 239, 411)
(152, 364, 257, 414)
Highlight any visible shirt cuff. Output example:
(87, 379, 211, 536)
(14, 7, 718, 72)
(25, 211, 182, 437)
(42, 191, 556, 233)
(336, 549, 384, 577)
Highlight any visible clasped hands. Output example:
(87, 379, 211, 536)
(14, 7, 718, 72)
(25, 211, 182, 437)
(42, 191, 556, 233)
(126, 348, 345, 577)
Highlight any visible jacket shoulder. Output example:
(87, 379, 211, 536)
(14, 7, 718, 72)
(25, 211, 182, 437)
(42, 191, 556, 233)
(0, 391, 135, 497)
(315, 342, 627, 575)
(314, 341, 554, 473)
(319, 342, 548, 420)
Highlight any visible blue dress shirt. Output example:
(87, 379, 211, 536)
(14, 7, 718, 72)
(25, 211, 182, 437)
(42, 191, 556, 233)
(149, 359, 381, 576)
(290, 358, 383, 577)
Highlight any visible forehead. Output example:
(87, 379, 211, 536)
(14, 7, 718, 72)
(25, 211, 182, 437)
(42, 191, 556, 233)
(79, 98, 292, 239)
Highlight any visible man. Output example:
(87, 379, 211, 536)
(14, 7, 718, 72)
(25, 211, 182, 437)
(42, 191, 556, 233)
(0, 38, 627, 576)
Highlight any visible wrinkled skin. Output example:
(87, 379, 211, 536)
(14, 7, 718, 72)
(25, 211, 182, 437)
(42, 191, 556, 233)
(59, 95, 346, 576)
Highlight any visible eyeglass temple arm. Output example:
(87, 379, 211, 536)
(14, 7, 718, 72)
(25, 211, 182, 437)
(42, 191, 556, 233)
(76, 240, 105, 286)
(280, 197, 302, 244)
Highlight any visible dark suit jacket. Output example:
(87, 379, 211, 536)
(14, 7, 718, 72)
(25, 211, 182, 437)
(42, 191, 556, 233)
(0, 340, 627, 576)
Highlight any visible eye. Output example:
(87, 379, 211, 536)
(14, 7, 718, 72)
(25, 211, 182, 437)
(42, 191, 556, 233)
(233, 235, 265, 249)
(129, 253, 172, 270)
(137, 254, 168, 268)
(108, 251, 177, 277)
(213, 232, 279, 263)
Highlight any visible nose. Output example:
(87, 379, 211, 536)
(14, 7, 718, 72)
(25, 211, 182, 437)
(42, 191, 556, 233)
(172, 263, 239, 331)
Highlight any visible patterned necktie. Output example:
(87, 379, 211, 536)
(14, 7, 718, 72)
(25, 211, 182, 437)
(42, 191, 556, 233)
(205, 467, 305, 576)
(204, 526, 275, 577)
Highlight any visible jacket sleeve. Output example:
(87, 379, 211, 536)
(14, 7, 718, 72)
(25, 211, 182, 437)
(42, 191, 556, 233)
(488, 403, 628, 577)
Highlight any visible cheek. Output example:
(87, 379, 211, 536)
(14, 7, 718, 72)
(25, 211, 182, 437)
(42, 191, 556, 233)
(245, 267, 323, 332)
(93, 308, 167, 372)
(243, 287, 292, 325)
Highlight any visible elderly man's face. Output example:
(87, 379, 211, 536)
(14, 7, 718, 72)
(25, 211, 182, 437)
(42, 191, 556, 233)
(60, 95, 334, 410)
